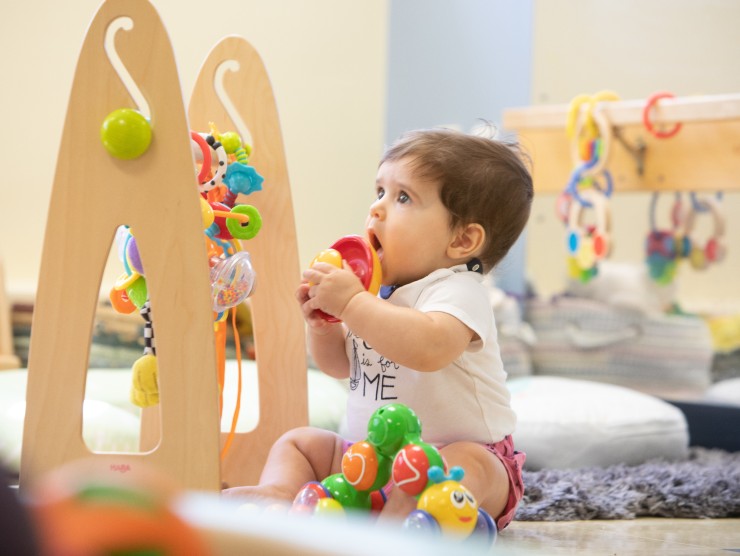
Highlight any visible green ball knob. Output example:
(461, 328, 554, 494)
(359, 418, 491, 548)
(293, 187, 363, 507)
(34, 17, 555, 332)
(101, 108, 152, 160)
(219, 131, 242, 154)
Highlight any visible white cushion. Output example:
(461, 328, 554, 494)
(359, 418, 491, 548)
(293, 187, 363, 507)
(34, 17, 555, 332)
(508, 376, 689, 470)
(705, 378, 740, 406)
(0, 362, 348, 474)
(220, 360, 347, 433)
(0, 398, 140, 473)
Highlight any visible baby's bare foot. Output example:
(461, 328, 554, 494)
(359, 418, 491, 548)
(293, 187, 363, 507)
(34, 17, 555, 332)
(222, 484, 295, 505)
(375, 488, 418, 526)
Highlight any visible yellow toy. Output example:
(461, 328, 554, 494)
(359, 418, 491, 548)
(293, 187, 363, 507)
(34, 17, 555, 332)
(310, 235, 382, 323)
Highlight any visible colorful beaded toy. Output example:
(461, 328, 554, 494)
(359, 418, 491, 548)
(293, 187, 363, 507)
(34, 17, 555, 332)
(561, 91, 618, 282)
(646, 191, 726, 284)
(105, 121, 264, 458)
(291, 403, 497, 545)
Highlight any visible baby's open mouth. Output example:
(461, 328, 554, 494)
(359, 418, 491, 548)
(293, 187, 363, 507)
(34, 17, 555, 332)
(368, 231, 382, 254)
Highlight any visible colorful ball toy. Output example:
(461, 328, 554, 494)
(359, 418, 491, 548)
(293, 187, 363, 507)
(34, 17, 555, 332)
(291, 403, 496, 545)
(107, 126, 264, 411)
(26, 460, 210, 556)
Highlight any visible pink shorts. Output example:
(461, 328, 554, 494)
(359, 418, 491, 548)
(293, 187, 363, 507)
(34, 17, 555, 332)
(341, 435, 525, 530)
(485, 435, 526, 530)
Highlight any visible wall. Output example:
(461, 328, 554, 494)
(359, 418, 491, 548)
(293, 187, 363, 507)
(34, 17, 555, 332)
(3, 0, 738, 313)
(0, 0, 388, 298)
(385, 0, 533, 297)
(526, 0, 740, 311)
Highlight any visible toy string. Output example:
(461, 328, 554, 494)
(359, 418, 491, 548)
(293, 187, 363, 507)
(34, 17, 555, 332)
(220, 308, 243, 460)
(215, 320, 227, 416)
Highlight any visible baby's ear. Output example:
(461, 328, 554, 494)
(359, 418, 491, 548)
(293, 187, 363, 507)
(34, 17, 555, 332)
(448, 223, 485, 260)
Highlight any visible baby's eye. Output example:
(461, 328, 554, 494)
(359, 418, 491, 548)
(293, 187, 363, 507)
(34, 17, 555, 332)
(375, 187, 385, 200)
(398, 191, 410, 204)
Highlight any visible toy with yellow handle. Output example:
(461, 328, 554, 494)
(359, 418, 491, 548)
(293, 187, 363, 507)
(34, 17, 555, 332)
(310, 235, 382, 323)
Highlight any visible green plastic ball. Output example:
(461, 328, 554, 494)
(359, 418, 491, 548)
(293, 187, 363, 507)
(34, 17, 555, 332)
(101, 108, 152, 160)
(320, 474, 371, 510)
(367, 403, 422, 457)
(219, 131, 242, 154)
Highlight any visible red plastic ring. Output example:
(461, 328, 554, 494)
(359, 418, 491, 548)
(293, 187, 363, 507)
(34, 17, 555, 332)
(191, 131, 212, 184)
(642, 92, 682, 139)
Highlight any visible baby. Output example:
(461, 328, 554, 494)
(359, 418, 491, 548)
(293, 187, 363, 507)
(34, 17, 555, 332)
(225, 128, 533, 530)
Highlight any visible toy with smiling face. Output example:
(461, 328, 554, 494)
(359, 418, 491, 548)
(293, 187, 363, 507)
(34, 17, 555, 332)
(290, 404, 496, 546)
(404, 466, 497, 545)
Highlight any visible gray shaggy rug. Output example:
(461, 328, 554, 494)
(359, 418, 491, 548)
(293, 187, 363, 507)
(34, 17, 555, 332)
(515, 448, 740, 521)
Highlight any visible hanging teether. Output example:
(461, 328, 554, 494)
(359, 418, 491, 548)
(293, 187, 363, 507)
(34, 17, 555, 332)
(131, 300, 159, 407)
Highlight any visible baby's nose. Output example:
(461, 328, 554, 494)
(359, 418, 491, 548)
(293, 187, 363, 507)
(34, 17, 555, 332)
(369, 199, 384, 219)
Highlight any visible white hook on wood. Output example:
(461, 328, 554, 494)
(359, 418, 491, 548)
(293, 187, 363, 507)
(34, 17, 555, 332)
(215, 60, 253, 147)
(104, 16, 151, 119)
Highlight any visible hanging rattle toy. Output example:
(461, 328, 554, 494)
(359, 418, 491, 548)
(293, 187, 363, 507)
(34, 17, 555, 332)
(564, 182, 612, 282)
(309, 235, 382, 322)
(560, 91, 618, 282)
(683, 192, 726, 271)
(645, 192, 690, 284)
(106, 123, 265, 460)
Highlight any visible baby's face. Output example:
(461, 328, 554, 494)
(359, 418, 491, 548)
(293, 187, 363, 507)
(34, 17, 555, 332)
(366, 158, 457, 287)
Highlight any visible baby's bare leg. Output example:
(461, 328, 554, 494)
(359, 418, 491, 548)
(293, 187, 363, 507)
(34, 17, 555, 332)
(222, 426, 344, 503)
(439, 441, 510, 519)
(378, 441, 509, 524)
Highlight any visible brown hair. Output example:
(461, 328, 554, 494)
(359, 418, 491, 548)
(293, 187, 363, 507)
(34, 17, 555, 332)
(380, 128, 533, 271)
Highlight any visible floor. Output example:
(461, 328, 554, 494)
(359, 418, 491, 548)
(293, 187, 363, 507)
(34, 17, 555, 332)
(11, 485, 739, 554)
(498, 519, 740, 555)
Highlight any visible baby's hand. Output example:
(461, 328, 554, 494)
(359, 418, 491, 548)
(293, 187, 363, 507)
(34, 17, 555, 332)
(295, 281, 332, 332)
(302, 262, 364, 319)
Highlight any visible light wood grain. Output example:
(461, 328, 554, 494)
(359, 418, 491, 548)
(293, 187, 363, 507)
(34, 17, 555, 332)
(20, 0, 221, 491)
(189, 36, 309, 488)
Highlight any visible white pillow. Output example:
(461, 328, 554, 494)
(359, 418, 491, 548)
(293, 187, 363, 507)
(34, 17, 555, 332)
(508, 376, 689, 470)
(0, 362, 349, 474)
(0, 399, 140, 473)
(705, 378, 740, 406)
(220, 360, 348, 433)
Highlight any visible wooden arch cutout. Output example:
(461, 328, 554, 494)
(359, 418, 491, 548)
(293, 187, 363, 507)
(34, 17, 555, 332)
(189, 36, 308, 488)
(20, 0, 221, 491)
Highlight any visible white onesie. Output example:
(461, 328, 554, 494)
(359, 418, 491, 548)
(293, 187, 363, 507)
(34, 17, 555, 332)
(342, 263, 516, 445)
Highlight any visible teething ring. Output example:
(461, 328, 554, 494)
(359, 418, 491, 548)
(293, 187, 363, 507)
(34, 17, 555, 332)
(199, 134, 228, 193)
(109, 287, 136, 314)
(683, 194, 726, 269)
(566, 187, 611, 262)
(114, 271, 141, 291)
(567, 92, 617, 176)
(226, 205, 262, 240)
(646, 191, 685, 258)
(191, 131, 212, 185)
(643, 92, 682, 139)
(567, 167, 613, 208)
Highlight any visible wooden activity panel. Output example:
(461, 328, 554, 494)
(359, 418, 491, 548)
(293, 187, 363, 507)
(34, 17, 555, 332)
(21, 0, 307, 491)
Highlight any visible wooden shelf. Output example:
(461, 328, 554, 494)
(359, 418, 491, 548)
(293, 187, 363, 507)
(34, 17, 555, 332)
(503, 93, 740, 194)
